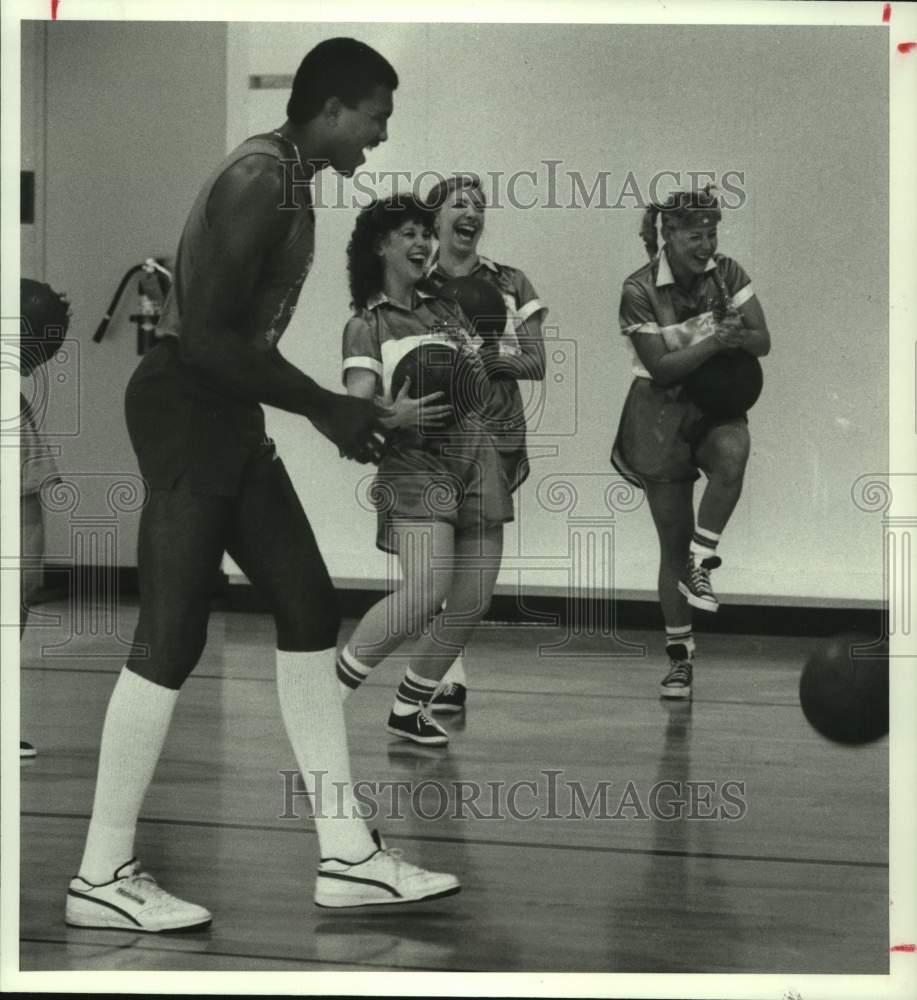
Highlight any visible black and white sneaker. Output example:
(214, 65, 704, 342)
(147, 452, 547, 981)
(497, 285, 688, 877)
(678, 553, 722, 612)
(386, 706, 449, 746)
(65, 859, 212, 932)
(660, 645, 693, 699)
(315, 829, 460, 908)
(20, 741, 37, 759)
(429, 682, 467, 715)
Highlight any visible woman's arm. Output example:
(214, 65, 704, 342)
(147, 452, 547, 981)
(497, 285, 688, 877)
(484, 311, 546, 381)
(632, 296, 770, 385)
(344, 369, 452, 430)
(631, 330, 727, 387)
(716, 259, 770, 357)
(730, 296, 771, 357)
(344, 368, 379, 401)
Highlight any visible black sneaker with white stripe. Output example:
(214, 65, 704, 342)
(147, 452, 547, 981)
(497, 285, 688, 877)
(678, 552, 722, 612)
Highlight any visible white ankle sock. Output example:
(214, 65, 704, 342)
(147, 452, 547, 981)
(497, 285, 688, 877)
(665, 625, 696, 659)
(690, 526, 720, 561)
(276, 649, 374, 863)
(79, 667, 179, 884)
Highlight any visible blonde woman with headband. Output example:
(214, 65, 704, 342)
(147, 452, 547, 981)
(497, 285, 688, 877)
(612, 186, 770, 699)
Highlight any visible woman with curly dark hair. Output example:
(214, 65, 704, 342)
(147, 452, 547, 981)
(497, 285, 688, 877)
(336, 194, 512, 746)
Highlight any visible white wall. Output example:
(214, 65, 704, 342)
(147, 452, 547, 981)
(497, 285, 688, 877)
(225, 22, 887, 603)
(24, 21, 887, 604)
(23, 21, 228, 568)
(20, 22, 44, 280)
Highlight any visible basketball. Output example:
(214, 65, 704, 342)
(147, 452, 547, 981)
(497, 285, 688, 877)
(798, 634, 889, 745)
(683, 349, 763, 420)
(391, 341, 458, 407)
(20, 278, 70, 374)
(439, 275, 507, 336)
(390, 340, 491, 423)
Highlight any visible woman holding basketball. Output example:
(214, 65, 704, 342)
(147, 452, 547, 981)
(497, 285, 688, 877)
(336, 194, 512, 745)
(612, 186, 770, 698)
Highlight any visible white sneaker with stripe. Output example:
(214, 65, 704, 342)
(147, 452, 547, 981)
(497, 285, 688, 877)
(65, 859, 212, 932)
(315, 830, 460, 908)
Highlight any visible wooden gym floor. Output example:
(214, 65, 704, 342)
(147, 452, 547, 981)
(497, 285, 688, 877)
(18, 598, 888, 974)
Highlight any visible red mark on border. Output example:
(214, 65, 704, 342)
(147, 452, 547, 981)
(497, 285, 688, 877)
(51, 0, 60, 19)
(898, 41, 917, 53)
(890, 944, 916, 953)
(883, 3, 891, 22)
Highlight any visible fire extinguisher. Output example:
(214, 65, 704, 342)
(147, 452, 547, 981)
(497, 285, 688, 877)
(93, 258, 173, 355)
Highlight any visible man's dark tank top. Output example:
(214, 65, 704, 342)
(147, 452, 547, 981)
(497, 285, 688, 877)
(157, 132, 314, 353)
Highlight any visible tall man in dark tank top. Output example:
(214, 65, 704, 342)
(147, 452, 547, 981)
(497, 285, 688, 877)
(66, 39, 460, 933)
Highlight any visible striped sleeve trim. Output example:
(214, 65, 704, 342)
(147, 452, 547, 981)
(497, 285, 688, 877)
(732, 282, 755, 309)
(342, 356, 383, 376)
(621, 321, 661, 336)
(516, 298, 548, 324)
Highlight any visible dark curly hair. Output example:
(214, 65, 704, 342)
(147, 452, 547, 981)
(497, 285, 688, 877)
(346, 194, 434, 310)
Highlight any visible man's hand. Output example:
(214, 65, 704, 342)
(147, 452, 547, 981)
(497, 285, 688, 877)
(378, 377, 453, 431)
(311, 390, 387, 464)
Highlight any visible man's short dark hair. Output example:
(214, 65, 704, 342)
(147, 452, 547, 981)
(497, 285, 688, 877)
(287, 38, 398, 125)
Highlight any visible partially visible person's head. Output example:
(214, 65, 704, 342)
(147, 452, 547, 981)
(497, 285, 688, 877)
(20, 279, 70, 375)
(425, 174, 486, 257)
(640, 185, 722, 276)
(287, 38, 397, 176)
(347, 194, 434, 309)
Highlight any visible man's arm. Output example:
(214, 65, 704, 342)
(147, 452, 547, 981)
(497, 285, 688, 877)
(178, 155, 334, 419)
(178, 155, 382, 461)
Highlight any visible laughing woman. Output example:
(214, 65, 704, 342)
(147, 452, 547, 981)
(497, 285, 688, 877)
(612, 186, 770, 699)
(336, 194, 513, 745)
(421, 173, 547, 716)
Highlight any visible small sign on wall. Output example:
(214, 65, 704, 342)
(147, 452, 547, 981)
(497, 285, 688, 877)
(21, 170, 35, 224)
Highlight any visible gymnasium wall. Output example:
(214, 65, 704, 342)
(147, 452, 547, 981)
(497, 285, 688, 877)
(225, 22, 888, 604)
(20, 23, 44, 281)
(24, 21, 888, 605)
(20, 20, 228, 570)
